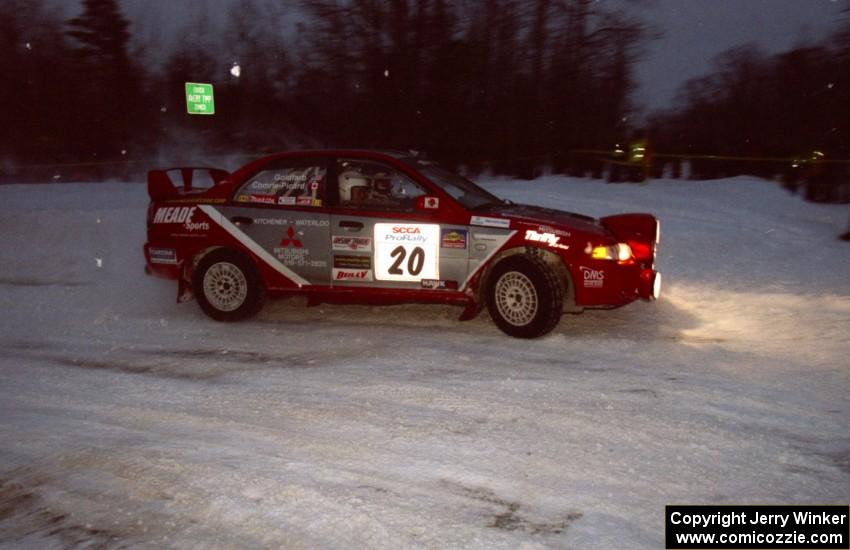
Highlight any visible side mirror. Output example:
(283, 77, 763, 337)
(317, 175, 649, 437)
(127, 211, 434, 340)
(416, 196, 440, 211)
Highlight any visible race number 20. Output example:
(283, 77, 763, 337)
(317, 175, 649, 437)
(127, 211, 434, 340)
(374, 223, 439, 282)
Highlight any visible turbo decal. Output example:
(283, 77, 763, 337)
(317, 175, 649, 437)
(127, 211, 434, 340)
(197, 205, 309, 287)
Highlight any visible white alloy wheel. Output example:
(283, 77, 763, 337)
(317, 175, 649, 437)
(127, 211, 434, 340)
(494, 271, 539, 326)
(203, 262, 248, 312)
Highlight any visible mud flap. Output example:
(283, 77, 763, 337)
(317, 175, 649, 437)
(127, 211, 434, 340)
(458, 299, 482, 321)
(177, 264, 194, 303)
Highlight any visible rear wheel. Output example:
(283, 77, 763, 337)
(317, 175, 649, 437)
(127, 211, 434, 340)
(486, 254, 564, 338)
(193, 249, 264, 322)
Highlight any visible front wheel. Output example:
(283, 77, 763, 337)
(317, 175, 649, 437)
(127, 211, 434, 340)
(486, 254, 564, 338)
(193, 249, 265, 322)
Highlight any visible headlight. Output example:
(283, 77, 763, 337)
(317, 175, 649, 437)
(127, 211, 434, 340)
(590, 243, 633, 261)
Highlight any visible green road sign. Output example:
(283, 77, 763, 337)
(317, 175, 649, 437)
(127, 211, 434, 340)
(185, 82, 215, 115)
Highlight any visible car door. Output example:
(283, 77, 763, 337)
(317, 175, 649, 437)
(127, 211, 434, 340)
(330, 157, 470, 290)
(222, 158, 331, 287)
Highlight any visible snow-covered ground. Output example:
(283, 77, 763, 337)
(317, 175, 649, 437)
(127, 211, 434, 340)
(0, 176, 848, 549)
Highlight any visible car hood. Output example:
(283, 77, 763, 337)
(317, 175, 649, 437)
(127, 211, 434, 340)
(481, 203, 609, 237)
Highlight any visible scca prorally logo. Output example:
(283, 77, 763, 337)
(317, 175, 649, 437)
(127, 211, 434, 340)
(579, 266, 604, 288)
(154, 206, 209, 232)
(385, 225, 427, 243)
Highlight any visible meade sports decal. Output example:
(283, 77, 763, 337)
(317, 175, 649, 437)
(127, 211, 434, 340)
(440, 228, 467, 249)
(153, 206, 210, 232)
(333, 268, 373, 281)
(332, 236, 372, 252)
(579, 266, 604, 288)
(374, 223, 439, 282)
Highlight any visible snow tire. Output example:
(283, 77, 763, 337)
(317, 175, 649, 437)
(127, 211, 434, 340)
(486, 253, 564, 338)
(193, 249, 265, 322)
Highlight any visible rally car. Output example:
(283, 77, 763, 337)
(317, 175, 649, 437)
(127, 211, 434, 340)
(144, 150, 660, 338)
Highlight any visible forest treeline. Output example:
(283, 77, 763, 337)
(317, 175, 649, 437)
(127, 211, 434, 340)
(1, 0, 848, 181)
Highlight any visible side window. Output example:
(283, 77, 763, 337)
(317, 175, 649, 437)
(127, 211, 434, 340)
(337, 159, 427, 211)
(234, 162, 326, 207)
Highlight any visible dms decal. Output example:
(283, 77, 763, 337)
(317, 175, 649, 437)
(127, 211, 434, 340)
(149, 247, 177, 264)
(579, 266, 604, 288)
(153, 206, 209, 232)
(440, 228, 467, 249)
(332, 236, 372, 251)
(333, 268, 373, 281)
(334, 255, 371, 269)
(525, 229, 569, 250)
(470, 215, 510, 229)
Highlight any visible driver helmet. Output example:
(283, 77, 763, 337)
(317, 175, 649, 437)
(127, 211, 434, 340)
(339, 171, 369, 202)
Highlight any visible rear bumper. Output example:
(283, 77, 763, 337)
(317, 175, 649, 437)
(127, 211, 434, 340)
(143, 243, 180, 279)
(638, 268, 661, 300)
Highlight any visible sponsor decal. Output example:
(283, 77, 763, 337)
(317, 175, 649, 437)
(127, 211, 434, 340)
(374, 223, 440, 282)
(254, 217, 289, 225)
(440, 228, 468, 249)
(334, 255, 371, 269)
(333, 268, 373, 281)
(237, 195, 250, 203)
(423, 196, 439, 209)
(278, 196, 296, 205)
(249, 194, 276, 205)
(538, 224, 571, 238)
(279, 226, 303, 248)
(470, 215, 510, 229)
(295, 219, 329, 227)
(332, 236, 372, 251)
(421, 279, 457, 290)
(149, 247, 177, 264)
(525, 229, 569, 250)
(579, 266, 604, 288)
(153, 206, 209, 232)
(379, 224, 435, 244)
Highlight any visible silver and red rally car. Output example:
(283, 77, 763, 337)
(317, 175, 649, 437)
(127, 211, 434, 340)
(144, 150, 661, 338)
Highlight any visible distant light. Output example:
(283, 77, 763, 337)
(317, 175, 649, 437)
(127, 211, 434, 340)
(121, 149, 127, 156)
(384, 69, 389, 77)
(25, 42, 32, 50)
(827, 83, 834, 89)
(230, 63, 241, 78)
(96, 258, 103, 268)
(160, 105, 167, 112)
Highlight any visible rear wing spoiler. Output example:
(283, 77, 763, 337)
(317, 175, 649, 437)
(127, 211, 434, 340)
(147, 167, 230, 201)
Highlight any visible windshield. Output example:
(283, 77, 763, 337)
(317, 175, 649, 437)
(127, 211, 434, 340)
(410, 161, 504, 210)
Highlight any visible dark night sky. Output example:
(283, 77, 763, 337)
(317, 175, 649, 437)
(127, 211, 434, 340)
(55, 0, 847, 113)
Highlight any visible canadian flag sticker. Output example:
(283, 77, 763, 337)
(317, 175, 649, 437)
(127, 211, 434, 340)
(424, 197, 439, 209)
